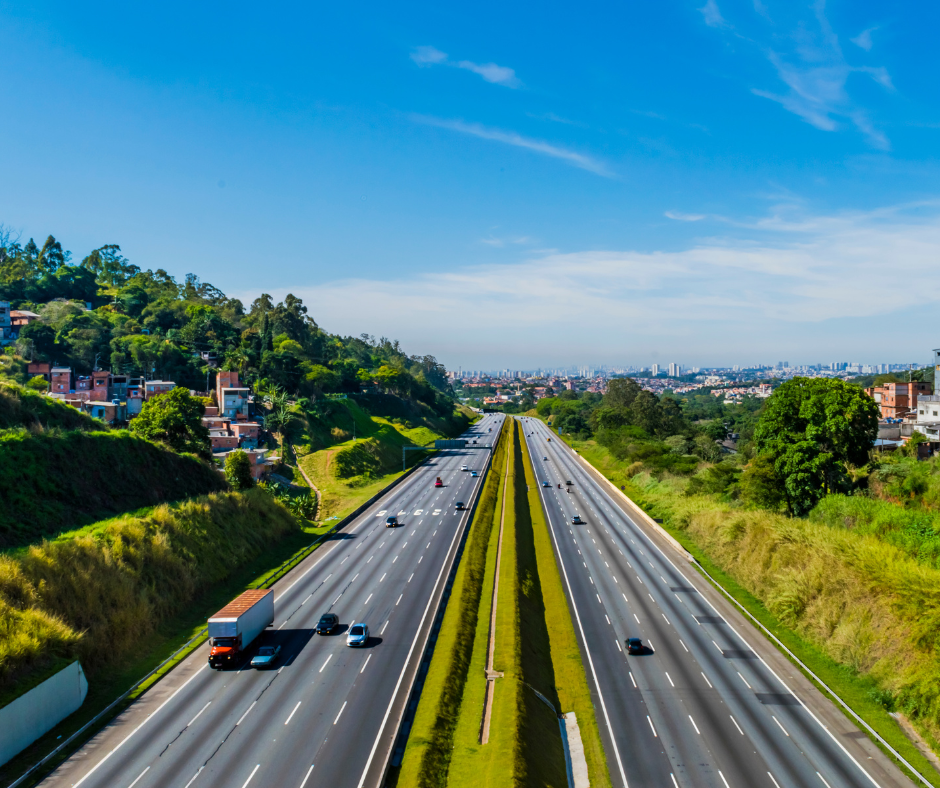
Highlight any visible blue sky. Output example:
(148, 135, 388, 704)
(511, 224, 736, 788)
(2, 0, 939, 369)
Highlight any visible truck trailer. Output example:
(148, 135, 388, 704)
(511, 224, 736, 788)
(208, 589, 274, 669)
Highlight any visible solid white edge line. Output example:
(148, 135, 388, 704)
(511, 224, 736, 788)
(240, 763, 260, 788)
(534, 469, 630, 788)
(72, 663, 209, 788)
(354, 437, 494, 788)
(565, 441, 887, 788)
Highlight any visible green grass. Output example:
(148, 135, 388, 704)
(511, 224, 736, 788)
(517, 426, 612, 788)
(0, 381, 104, 432)
(0, 429, 227, 548)
(394, 420, 508, 787)
(568, 436, 940, 787)
(0, 516, 335, 787)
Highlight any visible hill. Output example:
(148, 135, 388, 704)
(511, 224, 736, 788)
(0, 382, 104, 432)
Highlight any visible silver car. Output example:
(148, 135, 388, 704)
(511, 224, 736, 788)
(347, 623, 369, 647)
(250, 645, 280, 668)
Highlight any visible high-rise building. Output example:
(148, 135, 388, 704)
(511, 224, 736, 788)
(650, 363, 660, 376)
(668, 363, 681, 377)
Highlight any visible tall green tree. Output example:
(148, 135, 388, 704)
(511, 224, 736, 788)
(753, 377, 879, 515)
(129, 387, 211, 457)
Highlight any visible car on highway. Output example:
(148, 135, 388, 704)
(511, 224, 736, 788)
(435, 477, 443, 487)
(571, 514, 584, 524)
(625, 638, 643, 655)
(470, 470, 479, 477)
(543, 456, 548, 460)
(542, 481, 551, 487)
(317, 613, 339, 634)
(347, 623, 369, 647)
(455, 501, 465, 510)
(385, 516, 398, 528)
(250, 645, 281, 668)
(461, 464, 469, 471)
(565, 480, 573, 485)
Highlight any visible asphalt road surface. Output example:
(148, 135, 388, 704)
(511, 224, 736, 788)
(520, 416, 909, 788)
(38, 414, 504, 788)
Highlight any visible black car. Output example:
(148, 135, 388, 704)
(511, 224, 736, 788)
(625, 638, 643, 655)
(455, 501, 465, 510)
(571, 514, 584, 525)
(565, 480, 573, 485)
(385, 516, 398, 528)
(317, 613, 339, 634)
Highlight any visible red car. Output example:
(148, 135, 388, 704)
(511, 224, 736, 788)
(434, 477, 443, 487)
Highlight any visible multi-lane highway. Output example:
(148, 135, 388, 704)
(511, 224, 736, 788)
(38, 414, 504, 788)
(520, 416, 910, 788)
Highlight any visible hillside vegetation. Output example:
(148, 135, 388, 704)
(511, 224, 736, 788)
(295, 396, 475, 520)
(0, 489, 298, 705)
(0, 382, 104, 432)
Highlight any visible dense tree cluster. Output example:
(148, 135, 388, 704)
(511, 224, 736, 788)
(0, 231, 452, 412)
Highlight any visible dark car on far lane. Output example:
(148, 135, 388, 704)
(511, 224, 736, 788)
(626, 638, 643, 655)
(317, 613, 339, 634)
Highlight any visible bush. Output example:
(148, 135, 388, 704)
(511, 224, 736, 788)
(225, 450, 254, 490)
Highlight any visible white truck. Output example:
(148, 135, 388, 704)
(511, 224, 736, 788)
(208, 589, 274, 669)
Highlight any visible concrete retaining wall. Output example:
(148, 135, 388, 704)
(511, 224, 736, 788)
(0, 661, 88, 767)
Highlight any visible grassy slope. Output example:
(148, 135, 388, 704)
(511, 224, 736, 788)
(0, 430, 227, 548)
(0, 382, 104, 432)
(517, 424, 612, 788)
(0, 490, 298, 704)
(297, 398, 474, 523)
(394, 420, 508, 787)
(569, 436, 940, 786)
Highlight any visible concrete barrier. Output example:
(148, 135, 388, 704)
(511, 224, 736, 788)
(0, 662, 88, 767)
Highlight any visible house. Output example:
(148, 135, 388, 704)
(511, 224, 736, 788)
(216, 370, 251, 420)
(27, 362, 51, 384)
(145, 380, 176, 399)
(81, 400, 127, 425)
(865, 382, 932, 420)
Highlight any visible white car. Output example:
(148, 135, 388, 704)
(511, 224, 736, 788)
(461, 464, 469, 471)
(347, 623, 369, 647)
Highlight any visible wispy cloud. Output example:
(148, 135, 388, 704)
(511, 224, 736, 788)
(270, 202, 940, 365)
(851, 27, 877, 51)
(665, 211, 706, 221)
(699, 0, 727, 28)
(410, 46, 521, 88)
(527, 111, 585, 127)
(702, 2, 893, 149)
(412, 115, 612, 177)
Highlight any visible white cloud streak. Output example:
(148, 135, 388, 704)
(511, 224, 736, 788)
(410, 46, 521, 88)
(262, 203, 940, 364)
(851, 27, 877, 51)
(665, 211, 706, 221)
(412, 115, 612, 176)
(702, 2, 893, 149)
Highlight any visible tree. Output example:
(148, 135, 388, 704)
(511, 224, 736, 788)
(604, 378, 641, 410)
(27, 375, 49, 392)
(129, 387, 211, 457)
(631, 390, 660, 434)
(752, 377, 879, 515)
(225, 450, 254, 490)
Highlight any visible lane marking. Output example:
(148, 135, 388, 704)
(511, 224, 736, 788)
(187, 701, 211, 727)
(665, 672, 674, 688)
(365, 593, 373, 605)
(319, 654, 332, 672)
(701, 672, 713, 688)
(772, 715, 790, 736)
(817, 772, 834, 788)
(768, 773, 782, 788)
(737, 671, 752, 689)
(688, 715, 700, 735)
(396, 594, 403, 605)
(730, 715, 744, 735)
(361, 654, 372, 674)
(299, 765, 315, 788)
(647, 716, 658, 737)
(380, 573, 387, 582)
(634, 614, 640, 624)
(671, 774, 679, 788)
(630, 672, 636, 688)
(236, 701, 257, 726)
(679, 639, 688, 652)
(285, 701, 301, 725)
(616, 639, 622, 651)
(241, 765, 260, 788)
(718, 771, 730, 788)
(334, 701, 347, 725)
(128, 767, 150, 788)
(662, 613, 670, 625)
(408, 573, 414, 582)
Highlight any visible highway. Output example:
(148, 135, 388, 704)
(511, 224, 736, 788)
(520, 416, 906, 788)
(38, 414, 504, 788)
